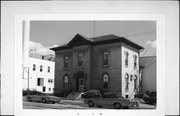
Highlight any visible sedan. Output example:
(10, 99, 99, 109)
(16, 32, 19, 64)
(26, 91, 61, 104)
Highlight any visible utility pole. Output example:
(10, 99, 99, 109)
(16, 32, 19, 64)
(27, 67, 30, 95)
(93, 21, 96, 37)
(23, 65, 30, 95)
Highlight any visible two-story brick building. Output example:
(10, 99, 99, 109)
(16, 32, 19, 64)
(51, 34, 143, 99)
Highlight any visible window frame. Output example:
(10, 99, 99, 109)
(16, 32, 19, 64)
(134, 75, 138, 90)
(63, 75, 69, 89)
(102, 52, 109, 66)
(134, 55, 137, 69)
(125, 73, 129, 91)
(48, 66, 50, 73)
(37, 78, 44, 86)
(33, 64, 36, 71)
(64, 56, 69, 68)
(40, 65, 43, 72)
(78, 52, 83, 66)
(124, 51, 129, 67)
(102, 73, 109, 89)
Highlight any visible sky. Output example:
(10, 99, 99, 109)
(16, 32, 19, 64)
(29, 21, 156, 57)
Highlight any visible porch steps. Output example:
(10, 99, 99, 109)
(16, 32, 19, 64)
(65, 91, 83, 100)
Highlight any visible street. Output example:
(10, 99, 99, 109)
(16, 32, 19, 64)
(23, 101, 95, 109)
(23, 101, 156, 109)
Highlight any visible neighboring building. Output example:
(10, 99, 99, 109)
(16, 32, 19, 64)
(140, 56, 156, 93)
(23, 57, 55, 93)
(51, 34, 144, 99)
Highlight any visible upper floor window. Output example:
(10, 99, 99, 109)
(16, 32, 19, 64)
(103, 52, 109, 66)
(40, 65, 43, 72)
(125, 73, 129, 91)
(124, 51, 129, 66)
(48, 66, 50, 73)
(78, 52, 83, 66)
(64, 56, 69, 68)
(48, 79, 53, 83)
(134, 55, 137, 69)
(102, 73, 109, 89)
(33, 64, 36, 71)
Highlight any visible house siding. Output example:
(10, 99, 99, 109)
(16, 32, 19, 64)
(121, 44, 139, 99)
(23, 57, 55, 93)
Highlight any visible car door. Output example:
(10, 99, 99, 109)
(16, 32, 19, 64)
(35, 92, 42, 102)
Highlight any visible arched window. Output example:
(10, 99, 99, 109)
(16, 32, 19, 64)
(125, 73, 129, 91)
(102, 73, 109, 89)
(63, 75, 69, 89)
(124, 51, 129, 66)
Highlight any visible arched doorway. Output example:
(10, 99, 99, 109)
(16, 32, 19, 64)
(76, 71, 85, 91)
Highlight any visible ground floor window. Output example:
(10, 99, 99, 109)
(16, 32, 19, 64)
(63, 75, 69, 89)
(125, 73, 129, 91)
(43, 86, 46, 92)
(134, 75, 137, 90)
(37, 78, 44, 86)
(102, 73, 109, 89)
(125, 95, 129, 98)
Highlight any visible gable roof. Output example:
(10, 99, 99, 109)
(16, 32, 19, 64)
(51, 34, 144, 51)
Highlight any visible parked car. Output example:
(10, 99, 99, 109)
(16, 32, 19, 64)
(83, 91, 132, 109)
(143, 93, 156, 105)
(26, 91, 61, 104)
(82, 89, 102, 98)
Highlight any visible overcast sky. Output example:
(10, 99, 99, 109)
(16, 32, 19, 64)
(29, 21, 156, 57)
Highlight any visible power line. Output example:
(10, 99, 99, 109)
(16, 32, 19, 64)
(124, 31, 156, 38)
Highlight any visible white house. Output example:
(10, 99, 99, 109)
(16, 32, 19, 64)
(23, 57, 55, 93)
(121, 45, 140, 99)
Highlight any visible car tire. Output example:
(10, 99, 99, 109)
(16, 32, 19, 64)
(114, 102, 121, 109)
(88, 101, 94, 107)
(27, 97, 32, 102)
(97, 105, 102, 108)
(123, 106, 129, 109)
(51, 101, 56, 104)
(41, 98, 46, 103)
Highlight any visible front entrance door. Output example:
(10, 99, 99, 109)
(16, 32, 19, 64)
(79, 78, 84, 92)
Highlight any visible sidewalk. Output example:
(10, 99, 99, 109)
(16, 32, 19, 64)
(60, 99, 156, 109)
(60, 99, 86, 107)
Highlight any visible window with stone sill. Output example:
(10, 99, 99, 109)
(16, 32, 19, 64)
(78, 52, 83, 66)
(102, 73, 109, 89)
(124, 51, 129, 67)
(48, 79, 53, 83)
(40, 65, 43, 72)
(48, 66, 50, 73)
(134, 75, 138, 90)
(102, 52, 109, 66)
(134, 55, 137, 69)
(125, 73, 129, 91)
(33, 64, 36, 71)
(64, 56, 69, 68)
(63, 75, 69, 89)
(37, 78, 44, 86)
